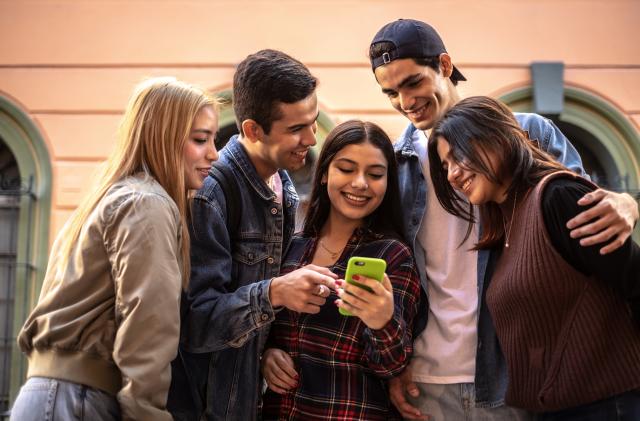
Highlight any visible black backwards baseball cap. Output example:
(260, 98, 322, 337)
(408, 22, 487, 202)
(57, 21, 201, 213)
(369, 19, 466, 81)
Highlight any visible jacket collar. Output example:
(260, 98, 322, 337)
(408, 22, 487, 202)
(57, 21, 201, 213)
(224, 135, 297, 201)
(394, 123, 422, 159)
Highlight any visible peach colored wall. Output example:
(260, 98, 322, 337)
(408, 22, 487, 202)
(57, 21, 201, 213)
(1, 0, 639, 242)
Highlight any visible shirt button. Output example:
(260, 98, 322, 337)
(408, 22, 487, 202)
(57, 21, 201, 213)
(270, 208, 278, 215)
(261, 313, 269, 321)
(267, 257, 275, 264)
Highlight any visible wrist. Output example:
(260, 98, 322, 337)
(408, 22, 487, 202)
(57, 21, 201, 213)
(269, 277, 282, 307)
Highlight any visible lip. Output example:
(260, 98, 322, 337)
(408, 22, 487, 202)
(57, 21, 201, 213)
(406, 102, 429, 121)
(458, 175, 475, 194)
(292, 149, 308, 160)
(342, 192, 370, 206)
(197, 167, 211, 178)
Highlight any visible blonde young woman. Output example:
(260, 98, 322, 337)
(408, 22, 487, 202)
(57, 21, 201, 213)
(10, 77, 218, 421)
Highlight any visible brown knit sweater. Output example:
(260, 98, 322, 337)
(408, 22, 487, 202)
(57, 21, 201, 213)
(487, 171, 640, 412)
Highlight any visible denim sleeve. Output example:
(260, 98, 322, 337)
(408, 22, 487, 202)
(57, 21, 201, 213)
(183, 194, 276, 353)
(518, 113, 587, 178)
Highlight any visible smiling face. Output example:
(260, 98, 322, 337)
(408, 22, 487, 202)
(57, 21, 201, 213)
(374, 57, 458, 130)
(253, 93, 318, 177)
(323, 141, 388, 226)
(436, 136, 507, 205)
(183, 105, 219, 190)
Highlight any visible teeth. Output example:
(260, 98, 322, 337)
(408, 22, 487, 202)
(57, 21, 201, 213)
(344, 193, 367, 202)
(462, 178, 472, 190)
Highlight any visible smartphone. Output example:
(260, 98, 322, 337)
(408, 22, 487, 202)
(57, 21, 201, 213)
(339, 256, 387, 316)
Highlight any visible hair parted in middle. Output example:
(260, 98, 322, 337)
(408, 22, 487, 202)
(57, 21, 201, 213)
(302, 119, 405, 241)
(233, 49, 318, 135)
(427, 95, 566, 249)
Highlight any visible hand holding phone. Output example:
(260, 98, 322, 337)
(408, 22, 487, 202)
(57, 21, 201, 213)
(338, 257, 391, 324)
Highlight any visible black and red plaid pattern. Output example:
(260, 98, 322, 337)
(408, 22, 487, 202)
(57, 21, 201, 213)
(262, 229, 422, 420)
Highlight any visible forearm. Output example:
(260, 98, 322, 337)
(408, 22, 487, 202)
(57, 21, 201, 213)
(183, 277, 276, 352)
(363, 313, 412, 378)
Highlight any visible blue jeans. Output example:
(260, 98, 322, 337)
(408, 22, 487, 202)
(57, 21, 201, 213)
(535, 389, 640, 421)
(406, 383, 532, 421)
(10, 377, 120, 421)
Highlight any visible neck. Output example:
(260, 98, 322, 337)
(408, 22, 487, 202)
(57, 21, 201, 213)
(320, 212, 362, 243)
(443, 85, 462, 113)
(238, 136, 277, 183)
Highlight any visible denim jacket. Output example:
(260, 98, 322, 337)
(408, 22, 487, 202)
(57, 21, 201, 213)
(169, 136, 299, 420)
(395, 113, 586, 407)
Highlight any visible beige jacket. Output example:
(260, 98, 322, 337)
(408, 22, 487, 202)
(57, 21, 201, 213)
(18, 174, 183, 421)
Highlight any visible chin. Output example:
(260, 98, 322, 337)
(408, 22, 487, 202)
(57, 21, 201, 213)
(412, 118, 433, 131)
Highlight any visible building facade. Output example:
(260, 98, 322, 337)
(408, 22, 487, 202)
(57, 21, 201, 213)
(1, 0, 639, 410)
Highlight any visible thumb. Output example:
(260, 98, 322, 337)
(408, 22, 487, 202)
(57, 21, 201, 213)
(381, 273, 392, 292)
(406, 381, 420, 397)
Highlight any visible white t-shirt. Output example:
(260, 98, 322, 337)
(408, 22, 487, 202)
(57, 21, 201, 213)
(409, 132, 479, 384)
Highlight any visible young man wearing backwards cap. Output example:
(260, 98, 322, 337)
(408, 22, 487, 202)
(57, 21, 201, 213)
(368, 18, 640, 420)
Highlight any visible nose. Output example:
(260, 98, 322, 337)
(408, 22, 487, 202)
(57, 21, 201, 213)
(302, 123, 317, 147)
(399, 92, 415, 112)
(351, 172, 368, 190)
(207, 140, 219, 162)
(447, 163, 462, 184)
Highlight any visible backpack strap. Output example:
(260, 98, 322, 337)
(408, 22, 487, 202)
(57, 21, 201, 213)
(209, 162, 241, 293)
(209, 162, 241, 238)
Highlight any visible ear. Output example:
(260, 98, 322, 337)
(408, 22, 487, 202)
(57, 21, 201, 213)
(439, 53, 454, 78)
(241, 119, 265, 144)
(321, 173, 328, 185)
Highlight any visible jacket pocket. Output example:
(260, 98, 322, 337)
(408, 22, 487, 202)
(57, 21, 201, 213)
(231, 241, 270, 289)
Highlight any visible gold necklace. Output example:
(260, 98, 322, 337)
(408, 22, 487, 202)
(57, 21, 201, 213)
(502, 191, 518, 248)
(318, 240, 340, 259)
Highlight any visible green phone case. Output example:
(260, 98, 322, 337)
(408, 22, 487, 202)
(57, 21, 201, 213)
(339, 256, 387, 316)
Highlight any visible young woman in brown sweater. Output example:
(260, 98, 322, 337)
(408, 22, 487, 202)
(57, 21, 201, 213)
(427, 95, 640, 420)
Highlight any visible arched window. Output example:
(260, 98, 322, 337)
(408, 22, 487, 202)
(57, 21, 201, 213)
(501, 86, 640, 240)
(0, 95, 52, 409)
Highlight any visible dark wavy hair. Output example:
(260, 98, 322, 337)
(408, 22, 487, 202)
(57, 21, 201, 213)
(233, 49, 317, 135)
(427, 96, 566, 249)
(302, 120, 405, 241)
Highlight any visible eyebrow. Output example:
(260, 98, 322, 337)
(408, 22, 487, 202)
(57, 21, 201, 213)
(191, 129, 215, 135)
(381, 73, 422, 95)
(287, 111, 320, 131)
(335, 157, 387, 170)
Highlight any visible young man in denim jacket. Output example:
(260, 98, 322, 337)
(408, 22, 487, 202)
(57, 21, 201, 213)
(168, 49, 337, 421)
(368, 19, 640, 420)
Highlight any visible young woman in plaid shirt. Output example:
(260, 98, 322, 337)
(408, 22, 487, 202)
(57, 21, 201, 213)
(261, 120, 423, 420)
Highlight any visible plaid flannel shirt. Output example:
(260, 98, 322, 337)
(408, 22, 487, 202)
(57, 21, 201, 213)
(262, 228, 422, 420)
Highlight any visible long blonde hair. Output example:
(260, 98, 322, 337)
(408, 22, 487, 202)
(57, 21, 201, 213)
(57, 77, 216, 287)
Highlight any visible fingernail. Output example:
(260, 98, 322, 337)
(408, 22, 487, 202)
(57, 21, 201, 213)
(335, 279, 343, 286)
(352, 275, 360, 281)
